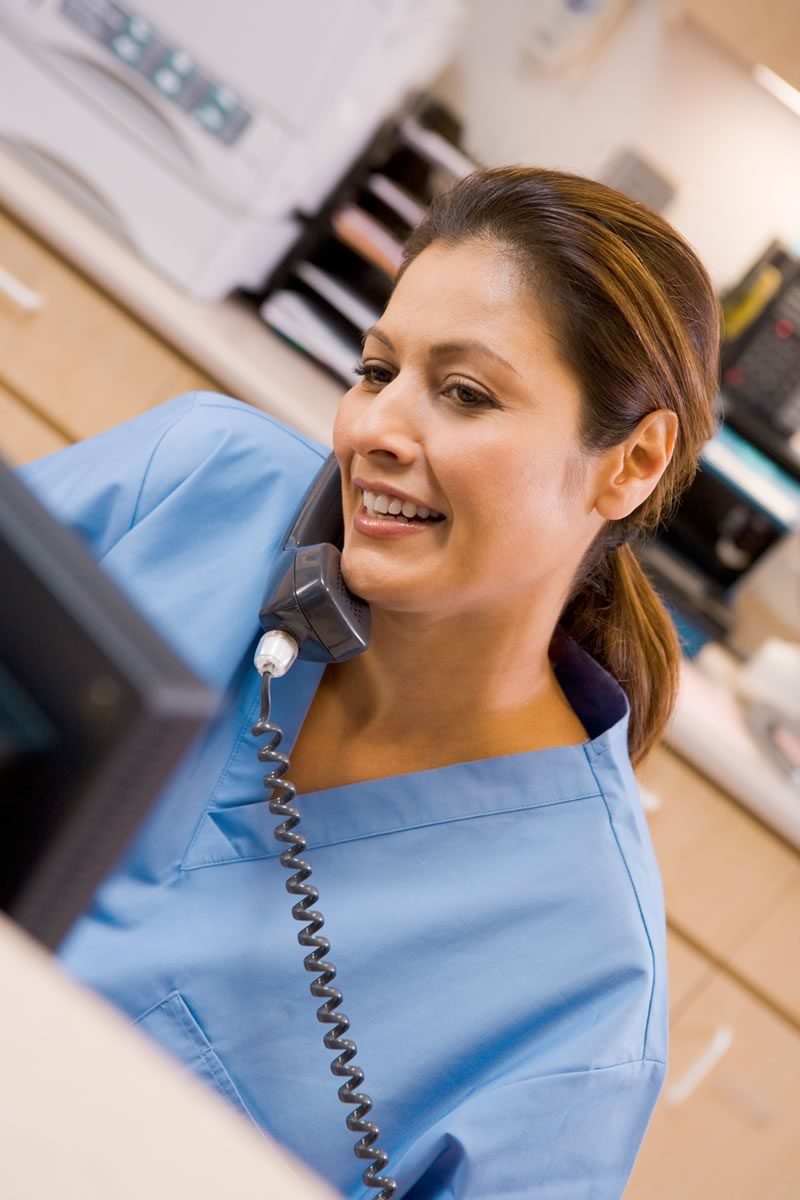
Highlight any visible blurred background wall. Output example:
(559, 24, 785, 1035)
(434, 0, 800, 289)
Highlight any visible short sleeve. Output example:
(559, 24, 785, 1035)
(17, 392, 203, 560)
(15, 390, 329, 687)
(396, 1058, 666, 1200)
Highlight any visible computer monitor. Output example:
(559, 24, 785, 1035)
(0, 457, 218, 951)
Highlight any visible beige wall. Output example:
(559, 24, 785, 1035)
(433, 0, 800, 291)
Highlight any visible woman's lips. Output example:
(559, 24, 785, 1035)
(353, 505, 445, 539)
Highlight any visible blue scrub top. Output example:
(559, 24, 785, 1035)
(20, 392, 668, 1199)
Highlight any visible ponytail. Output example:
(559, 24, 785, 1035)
(560, 543, 681, 767)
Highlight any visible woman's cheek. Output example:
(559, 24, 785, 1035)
(331, 398, 353, 457)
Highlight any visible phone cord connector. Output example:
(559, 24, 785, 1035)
(253, 633, 398, 1200)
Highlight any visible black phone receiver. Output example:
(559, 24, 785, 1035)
(258, 453, 371, 663)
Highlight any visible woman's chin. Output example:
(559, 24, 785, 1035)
(340, 555, 426, 612)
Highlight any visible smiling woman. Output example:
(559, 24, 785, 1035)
(331, 168, 720, 770)
(18, 165, 721, 1200)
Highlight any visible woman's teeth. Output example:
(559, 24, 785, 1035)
(361, 489, 443, 521)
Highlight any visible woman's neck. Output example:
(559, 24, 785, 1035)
(317, 603, 588, 756)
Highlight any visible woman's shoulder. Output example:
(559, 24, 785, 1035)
(146, 390, 330, 468)
(17, 391, 331, 593)
(20, 390, 330, 515)
(128, 391, 330, 522)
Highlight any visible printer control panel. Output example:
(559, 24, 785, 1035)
(60, 0, 253, 146)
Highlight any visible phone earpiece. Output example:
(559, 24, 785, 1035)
(258, 455, 371, 663)
(259, 542, 369, 662)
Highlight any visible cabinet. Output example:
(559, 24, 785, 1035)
(0, 207, 216, 451)
(665, 927, 714, 1019)
(680, 0, 800, 93)
(638, 742, 800, 1027)
(729, 874, 800, 1028)
(627, 931, 800, 1198)
(0, 380, 68, 465)
(629, 748, 800, 1196)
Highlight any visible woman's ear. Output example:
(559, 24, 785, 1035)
(593, 410, 678, 522)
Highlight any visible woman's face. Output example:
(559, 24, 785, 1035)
(334, 239, 604, 618)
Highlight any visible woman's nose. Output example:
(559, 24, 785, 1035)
(348, 374, 423, 460)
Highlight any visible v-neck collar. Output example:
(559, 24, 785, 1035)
(281, 623, 630, 784)
(228, 626, 632, 860)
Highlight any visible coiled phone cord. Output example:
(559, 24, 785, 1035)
(253, 631, 398, 1200)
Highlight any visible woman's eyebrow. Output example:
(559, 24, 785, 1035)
(429, 340, 520, 377)
(361, 325, 393, 350)
(362, 326, 520, 377)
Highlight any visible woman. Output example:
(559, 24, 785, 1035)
(22, 166, 720, 1198)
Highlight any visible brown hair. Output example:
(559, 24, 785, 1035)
(400, 166, 722, 766)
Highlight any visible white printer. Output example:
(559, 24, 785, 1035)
(0, 0, 461, 298)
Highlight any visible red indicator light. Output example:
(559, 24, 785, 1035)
(775, 318, 794, 338)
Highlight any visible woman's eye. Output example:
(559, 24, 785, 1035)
(354, 362, 495, 411)
(445, 380, 495, 409)
(353, 361, 393, 386)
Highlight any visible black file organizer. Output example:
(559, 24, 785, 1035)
(238, 96, 480, 384)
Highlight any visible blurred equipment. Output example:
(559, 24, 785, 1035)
(637, 424, 800, 655)
(746, 701, 800, 789)
(666, 640, 800, 849)
(728, 527, 800, 658)
(520, 0, 634, 75)
(715, 635, 800, 791)
(660, 426, 800, 589)
(600, 147, 676, 214)
(0, 459, 218, 950)
(0, 0, 462, 299)
(639, 242, 800, 658)
(719, 241, 800, 481)
(736, 636, 800, 722)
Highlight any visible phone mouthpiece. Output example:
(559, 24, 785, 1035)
(254, 630, 300, 678)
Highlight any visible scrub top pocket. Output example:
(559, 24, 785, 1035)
(133, 990, 258, 1127)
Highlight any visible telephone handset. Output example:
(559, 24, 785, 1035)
(258, 451, 370, 664)
(252, 454, 397, 1199)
